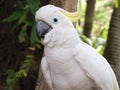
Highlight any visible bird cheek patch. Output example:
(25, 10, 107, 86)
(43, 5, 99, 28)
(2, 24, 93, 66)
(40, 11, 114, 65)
(43, 31, 55, 47)
(43, 32, 53, 44)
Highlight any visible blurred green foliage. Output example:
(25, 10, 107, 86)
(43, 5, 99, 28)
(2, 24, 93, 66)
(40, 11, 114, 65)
(114, 0, 119, 8)
(78, 0, 113, 55)
(4, 0, 40, 46)
(6, 55, 35, 90)
(3, 0, 40, 90)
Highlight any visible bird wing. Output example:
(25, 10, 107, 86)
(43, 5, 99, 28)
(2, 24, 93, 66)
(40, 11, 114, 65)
(41, 57, 54, 90)
(73, 42, 119, 90)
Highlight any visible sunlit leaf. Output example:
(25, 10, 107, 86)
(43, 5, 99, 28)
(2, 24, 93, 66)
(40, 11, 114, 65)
(20, 55, 35, 73)
(114, 0, 119, 8)
(96, 45, 103, 52)
(16, 70, 27, 78)
(28, 47, 36, 51)
(80, 34, 92, 45)
(26, 55, 34, 59)
(35, 44, 41, 49)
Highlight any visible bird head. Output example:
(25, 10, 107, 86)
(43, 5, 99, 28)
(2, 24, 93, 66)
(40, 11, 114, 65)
(35, 5, 80, 46)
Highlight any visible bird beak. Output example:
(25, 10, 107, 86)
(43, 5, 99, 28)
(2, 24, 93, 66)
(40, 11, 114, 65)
(36, 20, 52, 39)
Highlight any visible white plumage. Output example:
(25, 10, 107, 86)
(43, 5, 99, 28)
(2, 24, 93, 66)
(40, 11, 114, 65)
(35, 5, 119, 90)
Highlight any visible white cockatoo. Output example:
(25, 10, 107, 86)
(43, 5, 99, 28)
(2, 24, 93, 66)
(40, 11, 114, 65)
(35, 5, 119, 90)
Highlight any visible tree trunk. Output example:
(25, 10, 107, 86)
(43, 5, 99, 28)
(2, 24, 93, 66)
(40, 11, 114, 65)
(35, 0, 77, 90)
(50, 0, 77, 11)
(104, 5, 120, 86)
(83, 0, 96, 37)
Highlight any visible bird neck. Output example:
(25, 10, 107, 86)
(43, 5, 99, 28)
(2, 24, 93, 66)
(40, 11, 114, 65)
(44, 27, 80, 48)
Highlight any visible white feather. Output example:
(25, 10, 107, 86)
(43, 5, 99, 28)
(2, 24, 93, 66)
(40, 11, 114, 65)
(36, 5, 119, 90)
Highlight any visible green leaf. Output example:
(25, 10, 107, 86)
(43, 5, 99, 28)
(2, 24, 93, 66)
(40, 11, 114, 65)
(24, 20, 34, 26)
(6, 70, 17, 90)
(30, 24, 38, 45)
(20, 54, 35, 73)
(26, 55, 34, 59)
(6, 78, 16, 90)
(98, 29, 107, 40)
(18, 9, 28, 25)
(79, 34, 92, 45)
(18, 26, 28, 43)
(3, 10, 25, 22)
(114, 0, 119, 8)
(18, 6, 29, 24)
(6, 70, 16, 79)
(35, 44, 41, 49)
(27, 0, 40, 14)
(36, 0, 40, 5)
(16, 70, 27, 78)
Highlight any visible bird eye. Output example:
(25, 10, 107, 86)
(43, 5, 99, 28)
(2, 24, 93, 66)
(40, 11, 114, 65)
(52, 18, 58, 24)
